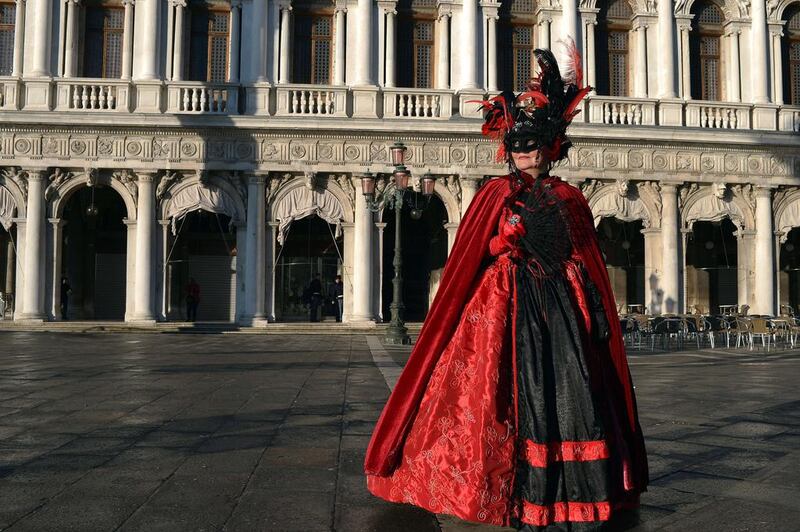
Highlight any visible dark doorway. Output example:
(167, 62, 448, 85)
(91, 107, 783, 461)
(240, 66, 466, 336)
(382, 193, 448, 322)
(685, 219, 738, 314)
(275, 214, 343, 322)
(596, 218, 645, 313)
(779, 227, 800, 314)
(61, 187, 127, 320)
(167, 210, 237, 321)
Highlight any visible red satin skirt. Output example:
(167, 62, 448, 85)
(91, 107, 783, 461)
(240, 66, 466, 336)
(367, 255, 518, 525)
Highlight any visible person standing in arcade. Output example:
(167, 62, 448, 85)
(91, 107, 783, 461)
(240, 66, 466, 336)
(364, 43, 648, 530)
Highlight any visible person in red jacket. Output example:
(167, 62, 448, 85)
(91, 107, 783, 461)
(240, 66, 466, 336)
(364, 43, 647, 530)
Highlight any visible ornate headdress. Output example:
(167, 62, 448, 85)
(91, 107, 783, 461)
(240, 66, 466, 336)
(474, 40, 591, 166)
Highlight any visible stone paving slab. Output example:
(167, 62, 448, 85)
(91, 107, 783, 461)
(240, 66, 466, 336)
(0, 332, 798, 531)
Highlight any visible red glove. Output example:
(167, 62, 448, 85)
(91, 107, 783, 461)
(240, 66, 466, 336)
(489, 210, 526, 256)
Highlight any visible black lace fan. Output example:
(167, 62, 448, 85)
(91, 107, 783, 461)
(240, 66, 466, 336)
(513, 180, 572, 275)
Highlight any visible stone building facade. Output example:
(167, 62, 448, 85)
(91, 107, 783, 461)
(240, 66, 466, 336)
(0, 0, 799, 323)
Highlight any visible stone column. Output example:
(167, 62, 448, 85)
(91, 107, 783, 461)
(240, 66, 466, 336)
(29, 0, 52, 76)
(634, 22, 648, 97)
(132, 170, 156, 322)
(244, 173, 268, 324)
(133, 0, 160, 80)
(385, 8, 396, 87)
(560, 0, 579, 55)
(63, 0, 80, 77)
(352, 175, 375, 322)
(435, 11, 449, 89)
(585, 16, 597, 92)
(657, 0, 678, 98)
(486, 11, 498, 91)
(678, 20, 691, 98)
(278, 4, 291, 83)
(249, 0, 269, 83)
(754, 186, 776, 315)
(772, 29, 783, 104)
(539, 15, 551, 49)
(11, 0, 26, 76)
(229, 0, 242, 83)
(171, 0, 186, 81)
(641, 228, 661, 314)
(5, 238, 15, 296)
(726, 28, 741, 102)
(48, 217, 63, 320)
(334, 6, 347, 85)
(353, 0, 374, 85)
(751, 0, 771, 103)
(459, 175, 481, 216)
(459, 0, 479, 89)
(121, 0, 134, 79)
(660, 183, 681, 314)
(19, 169, 46, 320)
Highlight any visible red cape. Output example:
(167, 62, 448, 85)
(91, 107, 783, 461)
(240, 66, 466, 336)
(364, 174, 647, 490)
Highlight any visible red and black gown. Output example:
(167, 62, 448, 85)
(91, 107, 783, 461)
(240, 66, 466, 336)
(365, 173, 648, 530)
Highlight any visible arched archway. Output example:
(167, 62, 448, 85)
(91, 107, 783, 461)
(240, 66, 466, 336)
(685, 219, 738, 314)
(381, 191, 448, 321)
(597, 218, 645, 313)
(60, 186, 128, 320)
(269, 180, 349, 322)
(779, 227, 800, 313)
(161, 178, 246, 322)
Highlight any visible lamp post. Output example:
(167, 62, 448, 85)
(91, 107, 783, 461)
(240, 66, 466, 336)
(360, 141, 437, 345)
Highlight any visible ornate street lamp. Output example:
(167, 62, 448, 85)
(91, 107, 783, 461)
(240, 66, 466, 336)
(360, 141, 437, 345)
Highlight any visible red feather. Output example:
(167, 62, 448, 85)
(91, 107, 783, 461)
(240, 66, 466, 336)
(564, 85, 592, 118)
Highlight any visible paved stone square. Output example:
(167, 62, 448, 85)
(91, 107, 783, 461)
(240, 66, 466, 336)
(0, 332, 798, 531)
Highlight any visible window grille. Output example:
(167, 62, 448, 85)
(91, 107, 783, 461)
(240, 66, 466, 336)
(413, 20, 433, 88)
(293, 13, 332, 84)
(608, 31, 628, 96)
(512, 25, 533, 91)
(83, 7, 124, 78)
(510, 0, 534, 14)
(607, 0, 632, 19)
(0, 2, 14, 76)
(689, 1, 722, 101)
(188, 7, 230, 82)
(784, 8, 800, 105)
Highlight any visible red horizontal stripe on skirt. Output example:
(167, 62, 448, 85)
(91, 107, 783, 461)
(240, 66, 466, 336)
(524, 439, 610, 467)
(522, 500, 612, 526)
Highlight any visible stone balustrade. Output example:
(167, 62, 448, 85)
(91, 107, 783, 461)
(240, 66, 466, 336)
(274, 85, 347, 117)
(55, 79, 131, 112)
(382, 89, 452, 119)
(4, 78, 800, 134)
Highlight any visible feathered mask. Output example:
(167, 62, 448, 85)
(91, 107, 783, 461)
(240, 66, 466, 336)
(474, 40, 592, 165)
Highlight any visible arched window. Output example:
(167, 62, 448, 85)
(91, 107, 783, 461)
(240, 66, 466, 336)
(397, 0, 437, 88)
(498, 0, 536, 91)
(596, 0, 632, 96)
(82, 4, 124, 78)
(293, 0, 334, 84)
(0, 2, 15, 76)
(781, 6, 800, 105)
(187, 1, 230, 82)
(689, 1, 723, 101)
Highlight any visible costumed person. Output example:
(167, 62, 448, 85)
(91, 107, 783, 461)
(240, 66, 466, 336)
(364, 43, 648, 530)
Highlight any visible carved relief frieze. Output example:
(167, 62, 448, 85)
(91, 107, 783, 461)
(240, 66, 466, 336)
(44, 168, 72, 201)
(333, 173, 355, 207)
(267, 173, 292, 203)
(443, 174, 462, 206)
(112, 169, 138, 203)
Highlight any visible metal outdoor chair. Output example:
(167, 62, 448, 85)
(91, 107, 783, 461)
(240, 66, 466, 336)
(682, 315, 703, 349)
(707, 315, 731, 348)
(652, 317, 685, 350)
(733, 317, 753, 349)
(770, 318, 792, 348)
(750, 318, 774, 351)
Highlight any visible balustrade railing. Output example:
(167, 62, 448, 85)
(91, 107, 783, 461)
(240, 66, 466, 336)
(275, 85, 347, 117)
(5, 79, 800, 138)
(383, 89, 452, 119)
(167, 83, 238, 114)
(587, 96, 656, 126)
(685, 101, 751, 129)
(55, 79, 131, 111)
